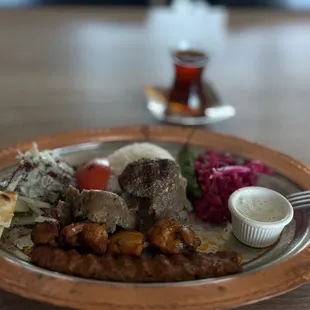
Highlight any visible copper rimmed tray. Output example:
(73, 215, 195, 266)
(0, 125, 309, 310)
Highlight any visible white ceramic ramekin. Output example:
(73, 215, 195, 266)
(228, 186, 294, 248)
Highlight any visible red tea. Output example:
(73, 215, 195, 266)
(168, 49, 208, 117)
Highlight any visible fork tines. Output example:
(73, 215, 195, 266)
(287, 191, 310, 209)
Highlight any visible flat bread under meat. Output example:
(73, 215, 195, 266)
(0, 191, 17, 228)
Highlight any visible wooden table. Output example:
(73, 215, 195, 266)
(1, 4, 310, 309)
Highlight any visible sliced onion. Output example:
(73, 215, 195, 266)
(19, 196, 51, 209)
(6, 174, 23, 192)
(14, 200, 30, 213)
(12, 215, 36, 226)
(34, 216, 57, 223)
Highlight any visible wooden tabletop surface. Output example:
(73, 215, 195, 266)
(1, 3, 310, 309)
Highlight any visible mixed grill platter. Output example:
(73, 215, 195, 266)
(0, 125, 309, 310)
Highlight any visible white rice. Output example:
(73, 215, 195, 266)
(106, 143, 175, 193)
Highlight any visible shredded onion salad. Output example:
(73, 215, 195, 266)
(0, 143, 76, 223)
(193, 151, 273, 224)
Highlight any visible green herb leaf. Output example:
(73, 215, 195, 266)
(178, 145, 202, 198)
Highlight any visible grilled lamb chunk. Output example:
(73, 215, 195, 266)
(118, 159, 193, 226)
(119, 192, 140, 212)
(31, 221, 59, 245)
(59, 222, 108, 255)
(65, 186, 84, 219)
(57, 200, 72, 228)
(149, 176, 192, 221)
(62, 186, 138, 233)
(118, 158, 181, 198)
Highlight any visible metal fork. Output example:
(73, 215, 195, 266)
(286, 191, 310, 210)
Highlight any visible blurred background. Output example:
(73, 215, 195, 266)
(1, 0, 310, 10)
(0, 0, 310, 160)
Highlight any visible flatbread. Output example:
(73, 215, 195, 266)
(0, 191, 17, 228)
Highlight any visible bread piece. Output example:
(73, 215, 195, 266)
(0, 191, 17, 228)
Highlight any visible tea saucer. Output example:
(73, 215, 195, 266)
(144, 83, 236, 126)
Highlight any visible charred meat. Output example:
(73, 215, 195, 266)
(31, 221, 59, 245)
(149, 177, 193, 222)
(56, 200, 72, 228)
(108, 230, 145, 256)
(147, 217, 201, 254)
(118, 159, 192, 226)
(31, 246, 242, 282)
(119, 192, 140, 212)
(59, 222, 108, 255)
(60, 186, 138, 233)
(118, 158, 181, 198)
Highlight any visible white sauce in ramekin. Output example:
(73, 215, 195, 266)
(235, 196, 286, 222)
(228, 186, 294, 248)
